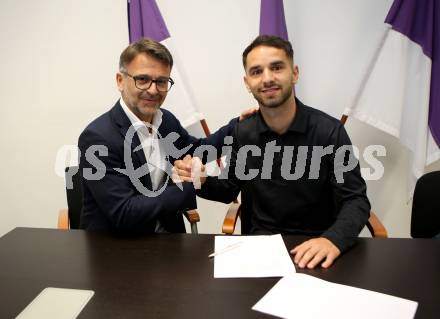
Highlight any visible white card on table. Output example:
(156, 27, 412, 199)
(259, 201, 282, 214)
(16, 287, 94, 319)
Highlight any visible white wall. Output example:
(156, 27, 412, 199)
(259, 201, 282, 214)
(0, 0, 128, 235)
(0, 0, 438, 237)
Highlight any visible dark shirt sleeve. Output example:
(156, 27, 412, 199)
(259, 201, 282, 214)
(320, 124, 371, 252)
(196, 125, 242, 203)
(172, 115, 239, 163)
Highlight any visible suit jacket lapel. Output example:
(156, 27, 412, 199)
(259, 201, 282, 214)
(110, 101, 153, 191)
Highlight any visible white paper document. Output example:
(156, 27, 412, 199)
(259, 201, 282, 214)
(213, 234, 296, 278)
(16, 287, 94, 319)
(252, 274, 418, 319)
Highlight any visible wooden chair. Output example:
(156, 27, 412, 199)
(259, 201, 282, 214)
(222, 202, 387, 238)
(58, 166, 200, 234)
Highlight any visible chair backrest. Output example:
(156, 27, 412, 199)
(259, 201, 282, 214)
(411, 171, 440, 238)
(65, 166, 83, 229)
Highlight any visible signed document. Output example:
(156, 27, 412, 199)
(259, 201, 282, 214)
(213, 234, 296, 278)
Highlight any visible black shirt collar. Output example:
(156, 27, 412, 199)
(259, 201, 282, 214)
(256, 97, 308, 135)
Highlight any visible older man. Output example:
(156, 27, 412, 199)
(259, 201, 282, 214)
(79, 38, 249, 235)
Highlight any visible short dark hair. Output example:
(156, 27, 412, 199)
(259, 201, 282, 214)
(242, 35, 294, 68)
(119, 38, 173, 71)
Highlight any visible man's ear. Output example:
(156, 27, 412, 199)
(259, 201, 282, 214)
(116, 73, 123, 92)
(243, 75, 251, 93)
(292, 65, 299, 84)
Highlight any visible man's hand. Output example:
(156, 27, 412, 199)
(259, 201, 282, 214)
(190, 157, 206, 189)
(172, 155, 192, 183)
(239, 106, 259, 121)
(172, 155, 206, 189)
(290, 237, 341, 269)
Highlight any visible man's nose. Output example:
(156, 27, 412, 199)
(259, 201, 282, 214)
(146, 81, 159, 95)
(261, 68, 275, 84)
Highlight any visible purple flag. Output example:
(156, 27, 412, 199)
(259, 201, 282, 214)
(386, 0, 440, 146)
(127, 0, 170, 43)
(259, 0, 288, 40)
(125, 0, 204, 129)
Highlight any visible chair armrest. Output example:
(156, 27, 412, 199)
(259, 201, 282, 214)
(221, 205, 388, 238)
(183, 210, 200, 235)
(366, 211, 388, 238)
(183, 209, 200, 224)
(58, 208, 69, 229)
(222, 203, 241, 235)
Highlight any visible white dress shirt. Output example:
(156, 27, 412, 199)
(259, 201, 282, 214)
(119, 98, 166, 191)
(120, 98, 168, 232)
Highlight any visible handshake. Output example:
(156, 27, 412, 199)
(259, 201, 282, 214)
(172, 155, 207, 189)
(171, 107, 258, 189)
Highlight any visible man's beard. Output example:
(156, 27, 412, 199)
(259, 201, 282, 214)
(253, 85, 293, 109)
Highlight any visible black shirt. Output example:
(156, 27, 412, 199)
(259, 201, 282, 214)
(197, 98, 370, 252)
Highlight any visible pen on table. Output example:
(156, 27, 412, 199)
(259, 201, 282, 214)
(208, 241, 243, 258)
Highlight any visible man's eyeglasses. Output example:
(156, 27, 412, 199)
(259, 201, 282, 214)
(121, 71, 174, 92)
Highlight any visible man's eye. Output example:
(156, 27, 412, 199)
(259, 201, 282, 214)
(251, 69, 262, 76)
(272, 65, 283, 71)
(156, 79, 168, 86)
(135, 76, 150, 84)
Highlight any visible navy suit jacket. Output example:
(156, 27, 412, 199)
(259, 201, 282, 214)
(78, 101, 236, 235)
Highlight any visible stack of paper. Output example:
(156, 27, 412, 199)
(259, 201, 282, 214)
(213, 234, 296, 278)
(252, 274, 418, 319)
